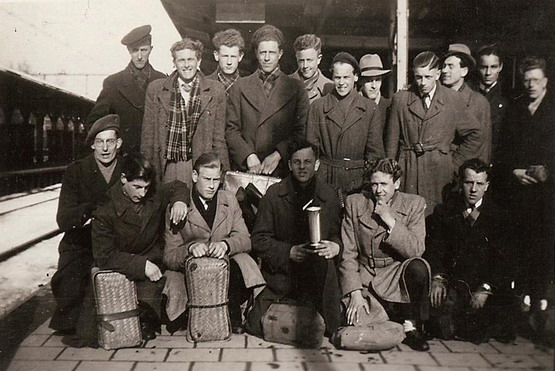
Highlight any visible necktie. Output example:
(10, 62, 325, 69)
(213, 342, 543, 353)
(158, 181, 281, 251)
(423, 94, 431, 110)
(181, 83, 191, 93)
(465, 206, 480, 227)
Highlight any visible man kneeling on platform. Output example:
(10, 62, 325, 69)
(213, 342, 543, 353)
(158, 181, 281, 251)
(339, 158, 431, 351)
(163, 153, 265, 334)
(424, 158, 517, 343)
(245, 139, 343, 337)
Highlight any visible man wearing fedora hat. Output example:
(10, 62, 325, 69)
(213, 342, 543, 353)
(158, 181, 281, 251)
(87, 25, 166, 155)
(49, 115, 124, 336)
(441, 43, 491, 163)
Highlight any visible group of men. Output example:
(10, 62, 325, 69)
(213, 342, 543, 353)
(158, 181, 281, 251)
(50, 22, 553, 350)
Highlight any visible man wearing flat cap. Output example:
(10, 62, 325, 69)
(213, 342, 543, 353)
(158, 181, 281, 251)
(307, 52, 384, 198)
(86, 25, 166, 155)
(441, 44, 491, 163)
(49, 115, 124, 337)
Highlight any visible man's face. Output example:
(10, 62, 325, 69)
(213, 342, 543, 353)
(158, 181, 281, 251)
(256, 40, 283, 74)
(91, 129, 122, 165)
(523, 68, 548, 100)
(174, 48, 201, 81)
(461, 168, 489, 207)
(370, 171, 400, 204)
(295, 48, 322, 80)
(214, 45, 244, 75)
(128, 44, 152, 69)
(288, 147, 320, 184)
(361, 76, 383, 101)
(413, 65, 440, 95)
(192, 166, 222, 200)
(333, 62, 358, 97)
(478, 54, 503, 87)
(121, 177, 151, 203)
(441, 55, 467, 88)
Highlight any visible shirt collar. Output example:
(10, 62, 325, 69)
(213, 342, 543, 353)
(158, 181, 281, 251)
(465, 197, 483, 212)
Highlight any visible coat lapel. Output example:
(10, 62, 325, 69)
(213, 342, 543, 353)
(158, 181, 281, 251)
(242, 74, 265, 115)
(258, 73, 296, 126)
(340, 95, 367, 134)
(198, 76, 213, 115)
(211, 195, 230, 235)
(323, 94, 345, 130)
(424, 84, 446, 122)
(118, 66, 147, 109)
(407, 89, 426, 120)
(187, 203, 211, 234)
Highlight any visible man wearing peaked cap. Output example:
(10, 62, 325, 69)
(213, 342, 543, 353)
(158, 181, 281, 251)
(86, 25, 166, 155)
(49, 114, 124, 339)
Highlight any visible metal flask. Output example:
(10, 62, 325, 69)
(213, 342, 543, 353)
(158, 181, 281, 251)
(306, 206, 321, 248)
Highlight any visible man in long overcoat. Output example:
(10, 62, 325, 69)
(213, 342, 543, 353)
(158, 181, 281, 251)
(385, 52, 482, 213)
(226, 25, 309, 178)
(50, 115, 123, 334)
(307, 52, 384, 197)
(141, 38, 229, 187)
(86, 25, 166, 154)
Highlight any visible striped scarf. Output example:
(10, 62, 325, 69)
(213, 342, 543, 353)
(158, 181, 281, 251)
(128, 63, 152, 92)
(258, 68, 280, 97)
(217, 68, 240, 96)
(165, 73, 202, 162)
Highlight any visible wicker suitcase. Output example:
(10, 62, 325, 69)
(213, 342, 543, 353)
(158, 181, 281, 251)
(185, 257, 231, 342)
(92, 268, 142, 350)
(331, 321, 405, 351)
(261, 302, 325, 348)
(223, 171, 281, 197)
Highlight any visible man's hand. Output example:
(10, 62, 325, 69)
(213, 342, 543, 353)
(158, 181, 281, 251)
(290, 243, 311, 263)
(513, 169, 538, 185)
(374, 200, 396, 230)
(145, 260, 162, 281)
(189, 242, 209, 258)
(208, 241, 228, 259)
(346, 290, 370, 325)
(471, 291, 489, 310)
(246, 154, 262, 174)
(315, 240, 340, 259)
(260, 151, 281, 175)
(431, 280, 447, 308)
(170, 201, 188, 224)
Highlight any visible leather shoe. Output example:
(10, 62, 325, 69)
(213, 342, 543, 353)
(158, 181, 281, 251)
(141, 324, 157, 341)
(403, 330, 430, 351)
(232, 325, 245, 334)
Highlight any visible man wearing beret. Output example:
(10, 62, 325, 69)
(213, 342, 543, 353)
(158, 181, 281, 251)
(86, 25, 166, 155)
(49, 115, 124, 336)
(307, 52, 384, 198)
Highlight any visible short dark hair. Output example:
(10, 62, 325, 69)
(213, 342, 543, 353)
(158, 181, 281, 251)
(477, 44, 503, 64)
(171, 38, 204, 60)
(413, 51, 440, 70)
(519, 56, 547, 77)
(445, 53, 470, 69)
(193, 152, 222, 173)
(251, 24, 284, 51)
(122, 154, 155, 183)
(363, 158, 403, 183)
(458, 158, 491, 181)
(293, 34, 322, 54)
(212, 28, 245, 53)
(288, 139, 319, 160)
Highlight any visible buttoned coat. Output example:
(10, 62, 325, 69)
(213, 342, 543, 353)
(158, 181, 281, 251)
(289, 70, 332, 104)
(226, 71, 309, 177)
(307, 92, 385, 193)
(385, 83, 482, 211)
(86, 64, 166, 154)
(141, 72, 230, 183)
(339, 192, 427, 303)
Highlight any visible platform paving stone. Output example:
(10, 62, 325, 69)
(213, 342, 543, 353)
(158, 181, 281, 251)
(482, 353, 543, 368)
(111, 348, 168, 362)
(250, 362, 304, 371)
(7, 360, 78, 371)
(166, 348, 220, 362)
(532, 354, 555, 368)
(381, 350, 437, 365)
(305, 361, 361, 371)
(246, 334, 295, 348)
(490, 339, 553, 355)
(195, 334, 247, 348)
(12, 346, 64, 360)
(42, 334, 65, 347)
(360, 365, 416, 371)
(441, 340, 500, 353)
(144, 335, 196, 348)
(398, 340, 451, 353)
(432, 352, 490, 367)
(19, 334, 49, 346)
(30, 319, 55, 335)
(418, 367, 471, 371)
(57, 347, 114, 361)
(327, 348, 384, 363)
(222, 348, 274, 362)
(133, 362, 191, 371)
(192, 361, 248, 371)
(75, 361, 134, 371)
(274, 348, 330, 362)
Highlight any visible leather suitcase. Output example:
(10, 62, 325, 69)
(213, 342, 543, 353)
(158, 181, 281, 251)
(331, 321, 405, 351)
(185, 257, 231, 342)
(261, 302, 325, 348)
(92, 268, 142, 350)
(223, 171, 281, 198)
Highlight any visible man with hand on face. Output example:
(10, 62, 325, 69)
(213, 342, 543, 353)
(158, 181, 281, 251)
(226, 24, 309, 177)
(425, 159, 517, 343)
(163, 153, 264, 334)
(290, 34, 332, 104)
(339, 158, 431, 351)
(141, 38, 229, 188)
(50, 114, 123, 335)
(87, 25, 166, 154)
(245, 139, 342, 337)
(307, 52, 384, 197)
(207, 28, 245, 96)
